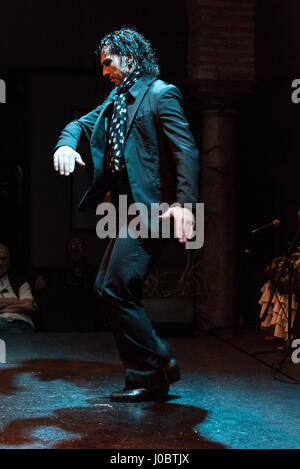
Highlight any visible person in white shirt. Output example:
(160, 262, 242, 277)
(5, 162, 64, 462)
(0, 244, 35, 331)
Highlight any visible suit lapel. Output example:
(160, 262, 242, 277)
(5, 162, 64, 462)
(90, 88, 117, 181)
(91, 77, 156, 142)
(101, 88, 117, 122)
(125, 77, 156, 139)
(92, 88, 117, 135)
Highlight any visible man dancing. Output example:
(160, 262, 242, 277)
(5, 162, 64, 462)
(53, 27, 199, 402)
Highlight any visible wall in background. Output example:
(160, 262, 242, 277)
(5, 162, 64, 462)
(0, 0, 188, 270)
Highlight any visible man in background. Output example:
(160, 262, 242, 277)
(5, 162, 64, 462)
(0, 244, 35, 332)
(33, 235, 98, 332)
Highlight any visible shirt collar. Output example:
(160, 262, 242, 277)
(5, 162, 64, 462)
(0, 273, 8, 286)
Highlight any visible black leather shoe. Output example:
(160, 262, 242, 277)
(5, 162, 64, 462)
(165, 359, 181, 384)
(110, 384, 169, 402)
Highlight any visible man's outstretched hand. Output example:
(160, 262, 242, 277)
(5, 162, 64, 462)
(53, 145, 85, 176)
(159, 206, 195, 243)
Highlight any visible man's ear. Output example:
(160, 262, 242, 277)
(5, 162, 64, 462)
(127, 54, 134, 69)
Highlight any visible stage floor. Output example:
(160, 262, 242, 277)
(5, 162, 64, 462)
(0, 328, 299, 450)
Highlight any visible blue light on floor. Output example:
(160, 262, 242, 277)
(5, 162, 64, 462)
(32, 425, 81, 442)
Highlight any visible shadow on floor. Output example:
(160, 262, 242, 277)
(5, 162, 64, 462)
(0, 358, 226, 449)
(211, 326, 300, 383)
(0, 402, 226, 449)
(0, 358, 122, 395)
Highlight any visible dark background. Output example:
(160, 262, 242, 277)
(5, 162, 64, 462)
(1, 0, 300, 325)
(236, 0, 300, 321)
(0, 0, 188, 270)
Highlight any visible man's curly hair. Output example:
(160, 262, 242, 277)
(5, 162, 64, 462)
(97, 27, 160, 78)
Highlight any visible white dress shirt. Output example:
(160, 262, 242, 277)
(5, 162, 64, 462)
(0, 274, 35, 328)
(0, 274, 34, 300)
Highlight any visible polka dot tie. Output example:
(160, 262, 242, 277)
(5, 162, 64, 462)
(108, 68, 143, 173)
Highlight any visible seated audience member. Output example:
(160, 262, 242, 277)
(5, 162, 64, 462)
(0, 243, 35, 332)
(34, 236, 99, 332)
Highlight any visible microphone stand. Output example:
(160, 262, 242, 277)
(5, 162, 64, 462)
(230, 234, 252, 339)
(252, 223, 300, 382)
(231, 221, 280, 339)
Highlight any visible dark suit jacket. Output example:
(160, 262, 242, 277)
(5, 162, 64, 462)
(54, 76, 199, 213)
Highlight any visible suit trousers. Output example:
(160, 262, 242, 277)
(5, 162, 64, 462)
(94, 172, 172, 389)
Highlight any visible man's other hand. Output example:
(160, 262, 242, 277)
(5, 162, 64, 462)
(159, 206, 195, 243)
(53, 146, 85, 176)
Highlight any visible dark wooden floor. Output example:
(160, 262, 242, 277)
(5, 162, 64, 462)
(0, 328, 300, 450)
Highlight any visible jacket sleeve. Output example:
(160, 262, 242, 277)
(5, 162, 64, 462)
(53, 105, 102, 152)
(157, 85, 199, 207)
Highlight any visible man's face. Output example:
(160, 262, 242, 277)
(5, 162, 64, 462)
(0, 245, 10, 278)
(67, 237, 86, 264)
(101, 47, 133, 87)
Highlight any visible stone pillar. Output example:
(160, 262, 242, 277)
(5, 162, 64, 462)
(186, 0, 255, 328)
(197, 108, 238, 328)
